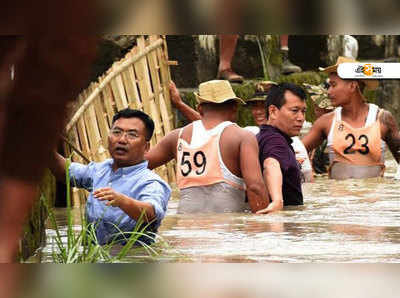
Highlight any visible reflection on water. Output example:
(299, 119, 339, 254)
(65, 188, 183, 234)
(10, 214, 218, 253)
(35, 156, 400, 263)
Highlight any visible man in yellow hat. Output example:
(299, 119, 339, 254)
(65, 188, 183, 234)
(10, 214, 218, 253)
(302, 56, 400, 179)
(146, 80, 270, 214)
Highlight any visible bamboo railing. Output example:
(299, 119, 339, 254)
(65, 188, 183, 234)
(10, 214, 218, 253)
(63, 35, 176, 205)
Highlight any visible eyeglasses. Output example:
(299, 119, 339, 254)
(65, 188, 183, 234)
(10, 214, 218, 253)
(109, 128, 139, 141)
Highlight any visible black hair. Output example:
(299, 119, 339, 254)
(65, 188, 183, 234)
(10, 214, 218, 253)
(265, 83, 306, 119)
(112, 108, 155, 141)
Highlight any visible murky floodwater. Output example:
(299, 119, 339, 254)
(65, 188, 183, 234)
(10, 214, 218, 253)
(33, 154, 400, 263)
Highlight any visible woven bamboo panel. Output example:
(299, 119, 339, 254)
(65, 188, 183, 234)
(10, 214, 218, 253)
(64, 35, 176, 205)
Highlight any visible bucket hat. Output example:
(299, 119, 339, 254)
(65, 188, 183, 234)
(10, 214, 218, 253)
(247, 81, 277, 103)
(194, 80, 245, 104)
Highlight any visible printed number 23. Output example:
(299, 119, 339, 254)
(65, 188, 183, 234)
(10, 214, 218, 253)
(180, 151, 207, 176)
(343, 133, 370, 155)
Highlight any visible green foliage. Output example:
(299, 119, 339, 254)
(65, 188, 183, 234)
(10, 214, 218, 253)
(19, 169, 56, 261)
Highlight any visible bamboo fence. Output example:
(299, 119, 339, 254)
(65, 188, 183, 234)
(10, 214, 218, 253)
(63, 35, 176, 205)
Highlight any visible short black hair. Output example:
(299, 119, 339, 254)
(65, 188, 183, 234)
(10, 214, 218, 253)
(112, 108, 155, 141)
(265, 83, 306, 119)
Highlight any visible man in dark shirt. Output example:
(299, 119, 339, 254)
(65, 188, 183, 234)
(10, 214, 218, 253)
(257, 83, 307, 213)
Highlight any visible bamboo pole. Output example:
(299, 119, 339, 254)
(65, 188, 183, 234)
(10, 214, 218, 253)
(109, 70, 128, 111)
(101, 83, 115, 128)
(75, 94, 91, 160)
(147, 36, 163, 118)
(145, 35, 171, 181)
(71, 126, 85, 164)
(133, 36, 152, 116)
(157, 36, 174, 124)
(87, 84, 107, 161)
(93, 92, 110, 150)
(121, 63, 141, 110)
(134, 37, 168, 181)
(60, 134, 91, 163)
(139, 36, 164, 143)
(81, 88, 98, 161)
(152, 36, 176, 183)
(149, 35, 173, 135)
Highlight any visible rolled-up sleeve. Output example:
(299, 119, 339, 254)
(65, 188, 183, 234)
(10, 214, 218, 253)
(68, 162, 95, 191)
(137, 180, 171, 223)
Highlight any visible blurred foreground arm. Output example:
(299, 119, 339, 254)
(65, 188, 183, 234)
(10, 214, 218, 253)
(49, 151, 67, 182)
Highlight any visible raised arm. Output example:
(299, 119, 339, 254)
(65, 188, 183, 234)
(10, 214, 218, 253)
(169, 81, 201, 122)
(239, 131, 270, 213)
(380, 109, 400, 163)
(301, 112, 331, 152)
(145, 129, 180, 170)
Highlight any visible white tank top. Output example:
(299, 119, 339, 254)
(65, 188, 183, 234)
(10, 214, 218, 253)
(183, 120, 245, 188)
(327, 103, 385, 163)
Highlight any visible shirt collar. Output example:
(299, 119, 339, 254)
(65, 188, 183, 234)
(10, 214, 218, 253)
(108, 159, 148, 174)
(260, 124, 293, 145)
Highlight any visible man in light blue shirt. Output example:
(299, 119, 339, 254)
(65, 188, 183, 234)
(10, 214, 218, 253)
(51, 108, 171, 245)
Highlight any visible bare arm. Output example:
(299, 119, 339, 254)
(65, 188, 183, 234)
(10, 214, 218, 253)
(49, 151, 68, 182)
(145, 129, 180, 169)
(169, 81, 201, 122)
(239, 131, 269, 213)
(94, 188, 155, 222)
(257, 158, 284, 213)
(380, 109, 400, 163)
(301, 112, 331, 152)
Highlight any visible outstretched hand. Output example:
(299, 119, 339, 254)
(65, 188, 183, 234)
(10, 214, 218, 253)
(256, 200, 283, 214)
(169, 81, 183, 107)
(93, 187, 125, 207)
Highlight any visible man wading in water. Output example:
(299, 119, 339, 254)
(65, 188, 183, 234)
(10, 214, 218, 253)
(256, 83, 307, 210)
(302, 57, 400, 179)
(50, 109, 171, 245)
(146, 80, 270, 214)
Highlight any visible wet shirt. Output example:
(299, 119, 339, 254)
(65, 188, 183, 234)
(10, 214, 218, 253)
(69, 159, 171, 245)
(257, 125, 303, 205)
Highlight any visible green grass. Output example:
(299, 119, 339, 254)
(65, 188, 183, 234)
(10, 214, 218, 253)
(40, 158, 169, 263)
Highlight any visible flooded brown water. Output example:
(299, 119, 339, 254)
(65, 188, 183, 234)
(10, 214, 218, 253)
(34, 154, 400, 263)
